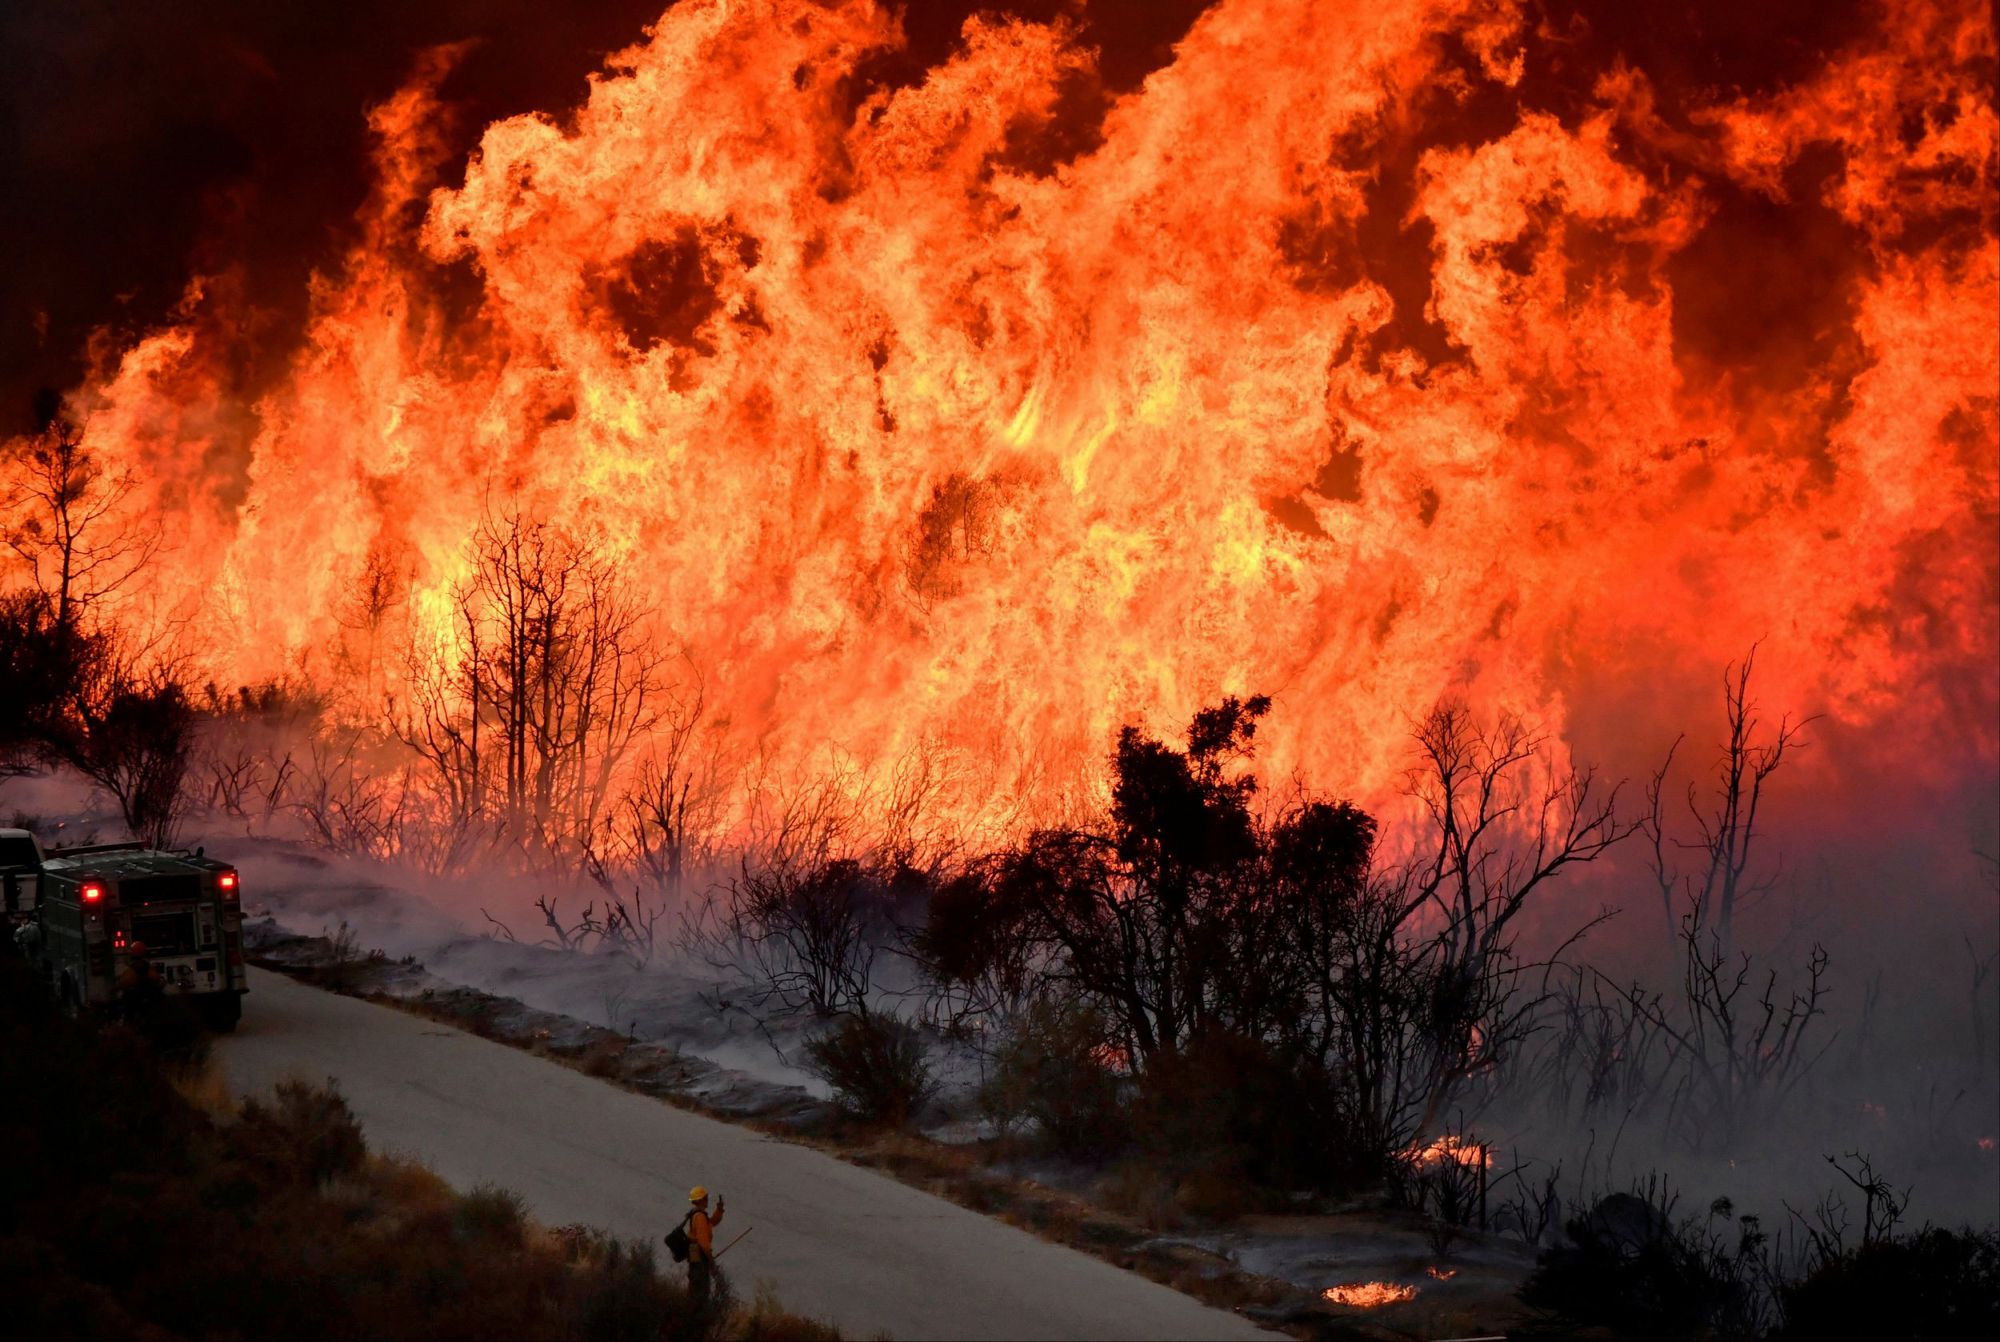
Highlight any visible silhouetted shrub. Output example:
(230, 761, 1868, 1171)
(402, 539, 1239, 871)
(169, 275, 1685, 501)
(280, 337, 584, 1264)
(569, 1237, 691, 1342)
(1131, 1029, 1345, 1197)
(733, 1278, 844, 1340)
(1519, 1190, 1770, 1340)
(722, 856, 926, 1018)
(803, 1011, 936, 1125)
(236, 1078, 368, 1187)
(0, 591, 110, 769)
(117, 987, 209, 1066)
(979, 998, 1127, 1155)
(456, 1183, 529, 1249)
(1775, 1226, 2000, 1339)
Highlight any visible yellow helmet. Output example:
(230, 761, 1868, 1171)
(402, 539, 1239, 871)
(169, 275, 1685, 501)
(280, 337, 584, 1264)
(689, 1186, 708, 1204)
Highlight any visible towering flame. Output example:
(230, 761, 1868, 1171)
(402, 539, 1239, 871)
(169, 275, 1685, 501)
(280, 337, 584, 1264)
(45, 0, 2000, 831)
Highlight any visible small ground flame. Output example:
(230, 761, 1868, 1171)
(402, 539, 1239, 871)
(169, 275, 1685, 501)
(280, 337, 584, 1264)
(1405, 1134, 1492, 1167)
(1323, 1281, 1418, 1307)
(1426, 1265, 1458, 1280)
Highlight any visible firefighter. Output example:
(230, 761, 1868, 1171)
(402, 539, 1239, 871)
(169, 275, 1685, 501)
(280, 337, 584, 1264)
(119, 939, 165, 1000)
(117, 939, 190, 1051)
(685, 1185, 725, 1306)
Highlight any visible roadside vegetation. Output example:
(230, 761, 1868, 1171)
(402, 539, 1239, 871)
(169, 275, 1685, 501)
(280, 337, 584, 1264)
(0, 950, 837, 1341)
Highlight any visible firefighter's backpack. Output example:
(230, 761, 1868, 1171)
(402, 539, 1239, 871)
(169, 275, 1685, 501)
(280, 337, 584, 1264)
(664, 1213, 693, 1263)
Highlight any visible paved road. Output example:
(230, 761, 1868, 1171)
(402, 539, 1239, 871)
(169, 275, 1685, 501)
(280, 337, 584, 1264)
(214, 969, 1268, 1341)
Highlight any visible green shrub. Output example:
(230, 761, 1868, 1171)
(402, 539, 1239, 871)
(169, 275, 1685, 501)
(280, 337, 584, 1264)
(803, 1012, 936, 1126)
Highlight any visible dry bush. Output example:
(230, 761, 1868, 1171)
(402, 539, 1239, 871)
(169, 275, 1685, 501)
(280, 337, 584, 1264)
(979, 998, 1127, 1156)
(911, 865, 1042, 1038)
(1171, 1167, 1245, 1223)
(235, 1078, 369, 1187)
(711, 855, 926, 1018)
(456, 1183, 529, 1249)
(314, 919, 383, 992)
(567, 1237, 693, 1342)
(729, 1279, 845, 1341)
(1492, 1156, 1566, 1247)
(1098, 1162, 1184, 1233)
(1520, 1179, 1777, 1341)
(1131, 1028, 1344, 1198)
(803, 1012, 936, 1126)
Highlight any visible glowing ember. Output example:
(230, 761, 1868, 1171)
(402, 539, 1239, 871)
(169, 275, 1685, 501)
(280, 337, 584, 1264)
(1426, 1265, 1458, 1280)
(1324, 1281, 1418, 1307)
(1405, 1135, 1492, 1168)
(1088, 1043, 1132, 1074)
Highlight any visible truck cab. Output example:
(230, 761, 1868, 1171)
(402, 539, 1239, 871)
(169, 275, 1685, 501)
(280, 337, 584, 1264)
(1, 827, 45, 924)
(24, 842, 248, 1030)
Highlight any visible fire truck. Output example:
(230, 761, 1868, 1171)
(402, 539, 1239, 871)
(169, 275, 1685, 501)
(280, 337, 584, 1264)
(14, 838, 249, 1031)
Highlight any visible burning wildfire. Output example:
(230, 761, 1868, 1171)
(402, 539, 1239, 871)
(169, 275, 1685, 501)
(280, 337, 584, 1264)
(1406, 1134, 1493, 1168)
(29, 0, 2000, 833)
(1324, 1280, 1418, 1307)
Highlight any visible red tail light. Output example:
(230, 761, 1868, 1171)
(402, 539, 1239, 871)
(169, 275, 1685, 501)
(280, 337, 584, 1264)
(217, 870, 238, 897)
(81, 882, 104, 904)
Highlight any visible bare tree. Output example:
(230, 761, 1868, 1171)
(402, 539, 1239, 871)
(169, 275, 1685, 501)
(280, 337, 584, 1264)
(1590, 652, 1834, 1150)
(393, 514, 667, 867)
(61, 658, 196, 849)
(1786, 1152, 1910, 1269)
(332, 544, 408, 701)
(1521, 964, 1676, 1127)
(288, 729, 425, 863)
(1644, 649, 1810, 947)
(1394, 704, 1633, 1136)
(3, 412, 159, 630)
(584, 664, 720, 900)
(1645, 902, 1832, 1150)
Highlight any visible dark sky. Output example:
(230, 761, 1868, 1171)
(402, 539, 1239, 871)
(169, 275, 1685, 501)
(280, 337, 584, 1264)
(0, 0, 1866, 435)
